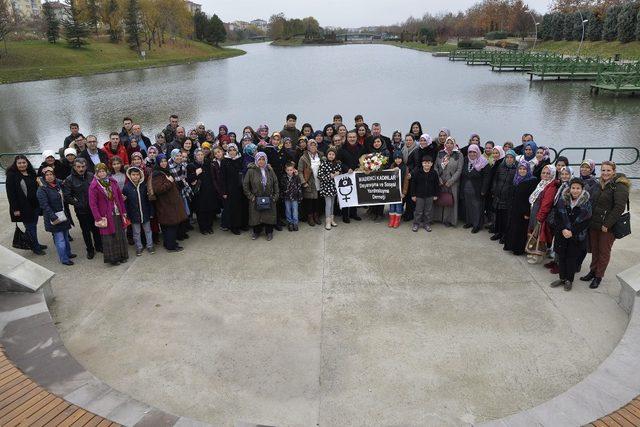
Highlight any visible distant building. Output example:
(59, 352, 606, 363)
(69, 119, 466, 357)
(185, 0, 201, 14)
(250, 19, 268, 31)
(10, 0, 41, 20)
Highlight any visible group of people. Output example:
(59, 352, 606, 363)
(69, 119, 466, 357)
(5, 113, 631, 290)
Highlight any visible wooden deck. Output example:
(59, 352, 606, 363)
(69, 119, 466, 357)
(528, 71, 600, 81)
(586, 396, 640, 426)
(0, 345, 120, 427)
(590, 83, 640, 94)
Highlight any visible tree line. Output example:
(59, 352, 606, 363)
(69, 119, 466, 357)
(193, 10, 226, 46)
(267, 13, 321, 40)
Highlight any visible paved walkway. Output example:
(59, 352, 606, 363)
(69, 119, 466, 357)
(1, 192, 638, 426)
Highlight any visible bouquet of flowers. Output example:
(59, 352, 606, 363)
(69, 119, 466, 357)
(359, 153, 388, 173)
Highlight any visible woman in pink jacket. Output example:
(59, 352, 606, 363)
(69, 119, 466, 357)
(88, 163, 129, 266)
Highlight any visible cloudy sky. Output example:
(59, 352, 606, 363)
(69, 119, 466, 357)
(199, 0, 552, 28)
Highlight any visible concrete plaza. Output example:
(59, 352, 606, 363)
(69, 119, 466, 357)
(1, 192, 638, 426)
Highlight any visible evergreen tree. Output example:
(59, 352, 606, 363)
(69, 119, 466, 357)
(540, 13, 553, 41)
(602, 5, 621, 42)
(205, 13, 226, 47)
(617, 2, 638, 43)
(193, 10, 207, 41)
(586, 11, 603, 41)
(124, 0, 141, 52)
(86, 0, 99, 35)
(563, 12, 578, 41)
(551, 13, 565, 41)
(42, 1, 60, 43)
(636, 8, 640, 41)
(64, 0, 89, 48)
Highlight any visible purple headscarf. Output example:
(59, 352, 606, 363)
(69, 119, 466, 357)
(467, 144, 488, 171)
(254, 151, 268, 187)
(513, 160, 534, 186)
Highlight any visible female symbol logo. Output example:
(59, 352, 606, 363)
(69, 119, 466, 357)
(338, 176, 354, 202)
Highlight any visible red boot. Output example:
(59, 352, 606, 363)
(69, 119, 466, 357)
(393, 215, 401, 228)
(388, 215, 395, 227)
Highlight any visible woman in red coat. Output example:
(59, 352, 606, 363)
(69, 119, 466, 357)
(527, 164, 558, 263)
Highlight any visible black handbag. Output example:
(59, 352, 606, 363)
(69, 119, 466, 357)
(255, 196, 272, 211)
(612, 200, 631, 239)
(12, 225, 32, 250)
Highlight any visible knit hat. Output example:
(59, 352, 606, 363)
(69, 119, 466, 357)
(64, 148, 77, 157)
(393, 149, 403, 160)
(94, 163, 109, 174)
(42, 150, 56, 161)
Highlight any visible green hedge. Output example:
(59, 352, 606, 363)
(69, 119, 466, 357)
(457, 39, 487, 49)
(485, 31, 508, 40)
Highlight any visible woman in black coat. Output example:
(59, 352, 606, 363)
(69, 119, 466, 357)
(6, 155, 46, 255)
(503, 161, 539, 255)
(221, 144, 248, 235)
(189, 149, 221, 234)
(461, 145, 491, 233)
(337, 131, 363, 222)
(490, 150, 518, 242)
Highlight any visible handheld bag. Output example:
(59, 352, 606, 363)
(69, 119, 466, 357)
(525, 222, 547, 263)
(255, 196, 272, 211)
(612, 199, 631, 239)
(12, 225, 32, 250)
(435, 187, 454, 207)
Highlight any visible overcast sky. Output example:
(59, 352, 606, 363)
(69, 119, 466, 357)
(200, 0, 552, 28)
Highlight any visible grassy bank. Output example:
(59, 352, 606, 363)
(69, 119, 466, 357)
(270, 38, 305, 46)
(382, 41, 457, 53)
(0, 39, 245, 84)
(530, 40, 640, 60)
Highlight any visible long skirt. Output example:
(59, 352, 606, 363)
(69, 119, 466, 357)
(102, 215, 129, 263)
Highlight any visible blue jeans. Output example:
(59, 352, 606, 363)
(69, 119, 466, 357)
(52, 231, 72, 264)
(284, 200, 299, 224)
(23, 220, 42, 251)
(389, 203, 404, 214)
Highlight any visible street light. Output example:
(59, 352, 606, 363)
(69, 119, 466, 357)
(528, 11, 540, 51)
(577, 9, 589, 58)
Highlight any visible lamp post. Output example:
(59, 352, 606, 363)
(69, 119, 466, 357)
(529, 11, 540, 51)
(577, 9, 589, 58)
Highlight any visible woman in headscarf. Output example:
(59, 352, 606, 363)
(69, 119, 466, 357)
(221, 143, 248, 235)
(550, 178, 592, 291)
(152, 154, 187, 252)
(408, 121, 423, 142)
(217, 125, 231, 145)
(503, 161, 539, 255)
(242, 141, 257, 175)
(168, 148, 193, 240)
(37, 166, 75, 264)
(407, 134, 434, 173)
(243, 151, 279, 241)
(461, 144, 490, 233)
(545, 166, 575, 273)
(189, 148, 220, 234)
(145, 145, 158, 169)
(256, 124, 270, 146)
(434, 136, 464, 227)
(526, 164, 559, 263)
(516, 141, 538, 170)
(484, 143, 503, 230)
(579, 159, 599, 197)
(152, 133, 168, 154)
(489, 149, 517, 242)
(461, 133, 484, 158)
(532, 146, 551, 180)
(435, 128, 450, 152)
(390, 130, 404, 153)
(88, 163, 129, 265)
(298, 139, 323, 226)
(6, 155, 46, 255)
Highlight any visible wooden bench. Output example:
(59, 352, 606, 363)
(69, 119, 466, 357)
(0, 345, 120, 427)
(585, 397, 640, 427)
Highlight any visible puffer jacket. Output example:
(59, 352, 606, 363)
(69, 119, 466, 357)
(590, 173, 631, 230)
(63, 169, 94, 214)
(554, 188, 592, 243)
(36, 178, 71, 233)
(122, 168, 154, 224)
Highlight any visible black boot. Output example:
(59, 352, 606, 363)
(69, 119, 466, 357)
(589, 278, 602, 289)
(580, 271, 595, 282)
(550, 279, 564, 288)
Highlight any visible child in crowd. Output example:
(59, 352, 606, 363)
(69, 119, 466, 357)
(280, 162, 303, 231)
(318, 147, 341, 230)
(411, 155, 439, 232)
(388, 150, 407, 228)
(123, 167, 155, 256)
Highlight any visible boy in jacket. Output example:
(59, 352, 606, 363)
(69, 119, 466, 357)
(411, 155, 439, 232)
(122, 167, 155, 256)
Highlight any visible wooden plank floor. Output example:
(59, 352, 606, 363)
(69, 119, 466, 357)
(585, 396, 640, 427)
(0, 345, 121, 427)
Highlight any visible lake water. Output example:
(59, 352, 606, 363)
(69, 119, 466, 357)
(0, 42, 639, 175)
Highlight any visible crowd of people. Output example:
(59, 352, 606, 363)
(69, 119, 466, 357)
(5, 113, 631, 290)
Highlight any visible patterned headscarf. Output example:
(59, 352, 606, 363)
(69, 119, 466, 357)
(513, 160, 534, 186)
(529, 164, 557, 205)
(581, 159, 596, 177)
(419, 134, 432, 147)
(467, 144, 488, 172)
(254, 151, 268, 188)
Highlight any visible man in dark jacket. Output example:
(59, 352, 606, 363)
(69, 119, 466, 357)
(168, 126, 187, 153)
(63, 158, 102, 259)
(280, 114, 301, 142)
(162, 114, 179, 143)
(63, 122, 84, 149)
(119, 117, 134, 146)
(514, 133, 534, 156)
(365, 123, 391, 152)
(130, 124, 151, 152)
(79, 135, 108, 173)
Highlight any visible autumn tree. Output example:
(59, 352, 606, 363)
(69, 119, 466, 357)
(85, 0, 99, 35)
(102, 0, 121, 42)
(0, 0, 11, 54)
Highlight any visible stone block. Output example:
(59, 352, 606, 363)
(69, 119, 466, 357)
(0, 245, 55, 294)
(617, 263, 640, 314)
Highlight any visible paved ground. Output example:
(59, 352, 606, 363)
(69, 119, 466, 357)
(1, 191, 638, 427)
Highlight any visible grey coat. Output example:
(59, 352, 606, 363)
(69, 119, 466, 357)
(434, 150, 464, 225)
(242, 163, 280, 226)
(298, 151, 320, 199)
